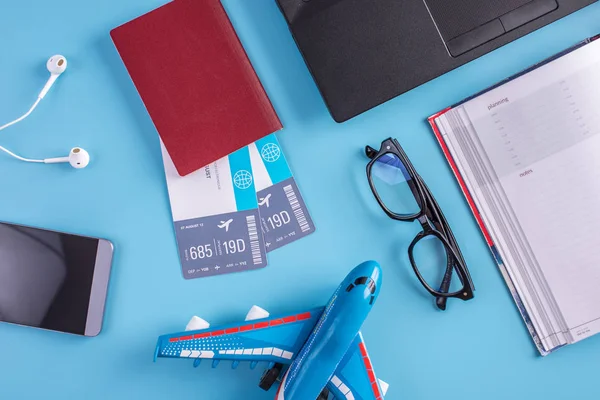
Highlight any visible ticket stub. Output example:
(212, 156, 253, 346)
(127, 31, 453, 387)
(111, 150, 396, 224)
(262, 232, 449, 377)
(161, 142, 267, 279)
(249, 135, 315, 252)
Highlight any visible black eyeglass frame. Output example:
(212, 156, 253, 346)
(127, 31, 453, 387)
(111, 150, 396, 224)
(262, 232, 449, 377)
(365, 138, 475, 308)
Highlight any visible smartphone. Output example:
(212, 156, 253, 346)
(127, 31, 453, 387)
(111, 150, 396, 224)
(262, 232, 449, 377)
(0, 221, 114, 337)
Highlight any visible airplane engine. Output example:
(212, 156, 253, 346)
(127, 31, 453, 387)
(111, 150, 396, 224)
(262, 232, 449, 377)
(185, 316, 210, 331)
(245, 305, 270, 321)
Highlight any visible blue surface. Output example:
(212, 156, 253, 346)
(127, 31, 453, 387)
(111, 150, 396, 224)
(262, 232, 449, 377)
(0, 1, 599, 399)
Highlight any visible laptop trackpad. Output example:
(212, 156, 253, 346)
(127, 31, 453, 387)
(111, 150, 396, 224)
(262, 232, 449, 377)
(424, 0, 558, 57)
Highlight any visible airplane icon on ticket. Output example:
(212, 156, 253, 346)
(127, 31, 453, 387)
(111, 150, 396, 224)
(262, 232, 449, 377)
(258, 193, 272, 208)
(217, 219, 234, 232)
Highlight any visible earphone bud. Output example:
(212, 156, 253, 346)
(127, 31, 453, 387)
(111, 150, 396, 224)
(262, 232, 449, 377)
(39, 55, 67, 99)
(0, 55, 68, 133)
(44, 147, 90, 169)
(0, 55, 90, 170)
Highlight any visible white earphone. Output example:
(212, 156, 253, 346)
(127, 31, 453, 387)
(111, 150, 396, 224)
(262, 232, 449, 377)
(40, 55, 68, 99)
(0, 55, 90, 169)
(44, 147, 90, 169)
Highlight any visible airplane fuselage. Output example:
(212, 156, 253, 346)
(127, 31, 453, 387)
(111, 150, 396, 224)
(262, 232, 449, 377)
(276, 261, 382, 400)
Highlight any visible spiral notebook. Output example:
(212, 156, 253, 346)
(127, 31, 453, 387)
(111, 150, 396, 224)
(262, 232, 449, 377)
(429, 35, 600, 355)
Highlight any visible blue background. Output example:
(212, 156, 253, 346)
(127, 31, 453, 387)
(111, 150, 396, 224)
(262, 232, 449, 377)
(0, 1, 599, 399)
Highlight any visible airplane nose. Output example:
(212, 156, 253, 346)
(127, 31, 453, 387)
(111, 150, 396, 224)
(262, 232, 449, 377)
(353, 261, 382, 281)
(343, 262, 382, 305)
(371, 265, 382, 289)
(348, 261, 382, 290)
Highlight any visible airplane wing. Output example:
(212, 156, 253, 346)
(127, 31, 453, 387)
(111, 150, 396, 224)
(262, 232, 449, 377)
(154, 307, 324, 365)
(326, 332, 389, 400)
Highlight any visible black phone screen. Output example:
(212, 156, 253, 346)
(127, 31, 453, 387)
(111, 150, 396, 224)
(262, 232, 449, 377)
(0, 222, 100, 335)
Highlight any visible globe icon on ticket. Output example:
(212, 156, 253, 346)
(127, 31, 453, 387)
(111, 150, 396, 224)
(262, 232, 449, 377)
(233, 170, 253, 190)
(261, 143, 281, 163)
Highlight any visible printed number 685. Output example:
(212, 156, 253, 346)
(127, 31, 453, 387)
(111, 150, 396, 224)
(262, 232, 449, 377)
(190, 244, 213, 260)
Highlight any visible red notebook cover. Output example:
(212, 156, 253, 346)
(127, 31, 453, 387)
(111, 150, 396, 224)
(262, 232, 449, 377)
(111, 0, 282, 176)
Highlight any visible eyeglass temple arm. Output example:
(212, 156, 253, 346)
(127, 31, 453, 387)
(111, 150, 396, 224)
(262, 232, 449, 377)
(435, 257, 454, 310)
(418, 177, 457, 310)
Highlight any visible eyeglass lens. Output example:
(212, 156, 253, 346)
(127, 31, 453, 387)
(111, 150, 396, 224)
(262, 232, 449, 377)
(371, 153, 421, 217)
(411, 233, 464, 294)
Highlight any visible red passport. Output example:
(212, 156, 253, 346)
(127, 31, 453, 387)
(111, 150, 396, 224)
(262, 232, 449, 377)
(111, 0, 282, 176)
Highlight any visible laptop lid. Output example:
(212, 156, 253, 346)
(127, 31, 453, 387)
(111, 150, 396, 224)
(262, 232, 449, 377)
(277, 0, 596, 122)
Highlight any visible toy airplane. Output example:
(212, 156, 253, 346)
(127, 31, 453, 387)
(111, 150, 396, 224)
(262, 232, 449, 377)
(154, 261, 389, 400)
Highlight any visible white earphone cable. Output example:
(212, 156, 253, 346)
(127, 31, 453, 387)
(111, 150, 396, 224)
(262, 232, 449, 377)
(0, 144, 43, 163)
(0, 97, 42, 132)
(0, 97, 44, 163)
(0, 56, 82, 167)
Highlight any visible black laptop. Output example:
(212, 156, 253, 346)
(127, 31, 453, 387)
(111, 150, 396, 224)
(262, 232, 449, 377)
(276, 0, 596, 122)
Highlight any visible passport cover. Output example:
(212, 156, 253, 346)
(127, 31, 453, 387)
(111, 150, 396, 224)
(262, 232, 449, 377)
(111, 0, 282, 176)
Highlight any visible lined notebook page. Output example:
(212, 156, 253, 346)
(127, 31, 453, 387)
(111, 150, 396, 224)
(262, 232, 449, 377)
(435, 37, 600, 351)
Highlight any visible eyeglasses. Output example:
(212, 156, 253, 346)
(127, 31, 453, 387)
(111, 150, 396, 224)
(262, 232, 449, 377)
(365, 138, 474, 310)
